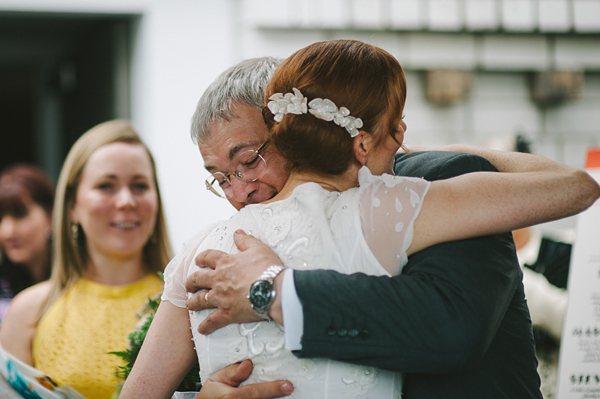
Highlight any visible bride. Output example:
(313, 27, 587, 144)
(120, 40, 599, 398)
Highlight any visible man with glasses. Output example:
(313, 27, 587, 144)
(204, 141, 269, 199)
(187, 57, 542, 399)
(195, 77, 290, 210)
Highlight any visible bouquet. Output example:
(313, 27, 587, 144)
(110, 278, 200, 397)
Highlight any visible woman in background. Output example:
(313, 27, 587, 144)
(0, 165, 54, 319)
(0, 120, 172, 399)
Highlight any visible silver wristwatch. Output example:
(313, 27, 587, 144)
(247, 265, 286, 321)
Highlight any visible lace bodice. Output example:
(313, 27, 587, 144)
(163, 167, 429, 398)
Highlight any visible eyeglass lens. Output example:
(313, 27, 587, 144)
(205, 146, 267, 198)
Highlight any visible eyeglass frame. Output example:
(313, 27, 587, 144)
(204, 141, 269, 198)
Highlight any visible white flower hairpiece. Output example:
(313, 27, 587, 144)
(267, 88, 363, 137)
(267, 88, 307, 122)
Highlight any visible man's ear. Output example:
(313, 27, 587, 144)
(353, 131, 374, 165)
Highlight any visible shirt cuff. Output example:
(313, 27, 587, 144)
(281, 269, 303, 351)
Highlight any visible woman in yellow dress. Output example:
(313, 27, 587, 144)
(0, 120, 172, 399)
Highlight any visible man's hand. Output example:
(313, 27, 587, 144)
(186, 230, 285, 334)
(195, 360, 293, 399)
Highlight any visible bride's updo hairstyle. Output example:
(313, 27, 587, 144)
(263, 39, 406, 175)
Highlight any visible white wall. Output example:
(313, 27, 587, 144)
(128, 0, 239, 250)
(0, 0, 240, 251)
(1, 0, 598, 249)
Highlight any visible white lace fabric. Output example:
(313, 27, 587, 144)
(162, 222, 220, 308)
(357, 167, 431, 276)
(162, 167, 430, 398)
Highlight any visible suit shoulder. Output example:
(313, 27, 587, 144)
(395, 151, 497, 180)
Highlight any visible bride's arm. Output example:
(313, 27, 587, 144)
(119, 301, 196, 399)
(406, 144, 589, 177)
(120, 228, 217, 398)
(407, 148, 599, 255)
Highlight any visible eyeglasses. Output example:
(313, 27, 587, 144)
(205, 142, 268, 198)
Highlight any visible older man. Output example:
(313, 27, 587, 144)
(188, 57, 542, 399)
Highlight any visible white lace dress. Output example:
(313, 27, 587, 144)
(163, 167, 430, 399)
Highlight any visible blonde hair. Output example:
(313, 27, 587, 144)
(39, 120, 172, 319)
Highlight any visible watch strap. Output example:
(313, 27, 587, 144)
(248, 265, 285, 320)
(259, 265, 286, 282)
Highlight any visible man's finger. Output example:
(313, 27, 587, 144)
(233, 380, 294, 399)
(198, 310, 228, 335)
(233, 229, 264, 251)
(186, 289, 214, 311)
(204, 361, 294, 399)
(185, 269, 213, 293)
(198, 378, 293, 399)
(186, 291, 204, 311)
(226, 360, 254, 385)
(195, 249, 228, 270)
(207, 360, 253, 386)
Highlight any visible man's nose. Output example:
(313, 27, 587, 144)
(229, 178, 256, 204)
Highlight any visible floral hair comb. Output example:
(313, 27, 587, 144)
(267, 88, 363, 137)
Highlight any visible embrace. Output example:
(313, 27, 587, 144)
(121, 40, 600, 399)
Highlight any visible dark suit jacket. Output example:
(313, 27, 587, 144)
(293, 151, 542, 399)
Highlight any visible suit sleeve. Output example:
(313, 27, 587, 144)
(292, 152, 522, 373)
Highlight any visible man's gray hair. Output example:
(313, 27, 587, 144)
(191, 57, 281, 145)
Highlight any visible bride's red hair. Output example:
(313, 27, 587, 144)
(263, 39, 406, 175)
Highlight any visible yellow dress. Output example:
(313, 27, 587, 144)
(32, 274, 163, 399)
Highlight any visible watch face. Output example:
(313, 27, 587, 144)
(250, 280, 273, 310)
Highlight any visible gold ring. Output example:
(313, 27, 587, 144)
(204, 291, 210, 307)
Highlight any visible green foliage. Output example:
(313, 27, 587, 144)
(110, 279, 200, 397)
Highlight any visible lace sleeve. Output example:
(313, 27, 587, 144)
(358, 167, 430, 276)
(162, 222, 219, 308)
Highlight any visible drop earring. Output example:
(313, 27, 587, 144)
(71, 223, 79, 240)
